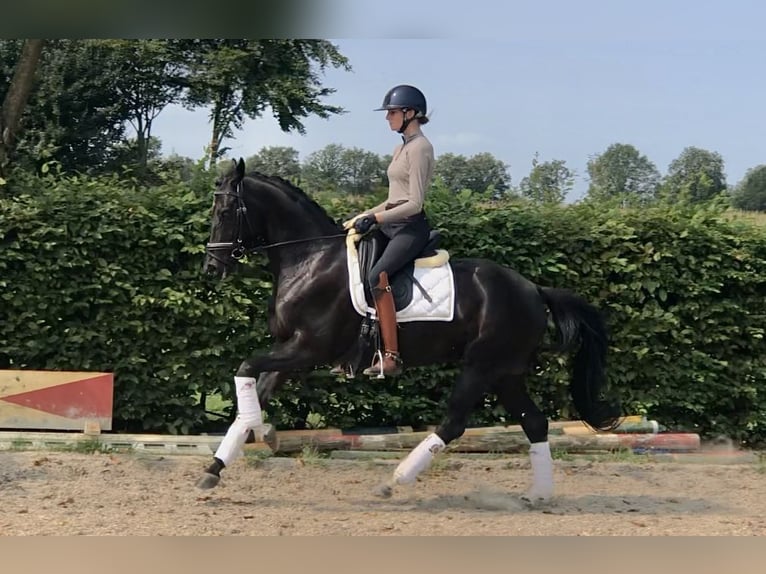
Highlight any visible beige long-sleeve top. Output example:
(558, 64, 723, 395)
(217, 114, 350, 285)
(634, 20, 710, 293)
(367, 132, 434, 223)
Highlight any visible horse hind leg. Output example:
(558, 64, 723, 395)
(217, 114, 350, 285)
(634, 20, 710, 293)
(494, 375, 554, 505)
(373, 365, 488, 499)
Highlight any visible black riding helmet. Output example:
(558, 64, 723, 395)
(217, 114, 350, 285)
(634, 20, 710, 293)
(375, 84, 427, 133)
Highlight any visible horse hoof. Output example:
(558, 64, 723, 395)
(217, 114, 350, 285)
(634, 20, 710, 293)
(195, 473, 221, 490)
(520, 492, 552, 507)
(373, 482, 394, 499)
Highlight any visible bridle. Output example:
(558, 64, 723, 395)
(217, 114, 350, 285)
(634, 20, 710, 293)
(205, 180, 347, 266)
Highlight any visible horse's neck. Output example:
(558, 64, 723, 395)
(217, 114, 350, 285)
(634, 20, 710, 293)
(253, 188, 338, 246)
(264, 214, 331, 246)
(248, 187, 343, 281)
(269, 237, 344, 280)
(269, 240, 346, 323)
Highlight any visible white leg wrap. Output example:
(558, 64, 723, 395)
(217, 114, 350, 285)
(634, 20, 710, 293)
(213, 377, 263, 467)
(393, 433, 446, 485)
(525, 441, 554, 501)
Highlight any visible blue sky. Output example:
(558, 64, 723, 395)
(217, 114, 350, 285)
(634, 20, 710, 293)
(151, 1, 766, 200)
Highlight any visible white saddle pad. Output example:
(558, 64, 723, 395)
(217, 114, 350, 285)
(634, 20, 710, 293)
(345, 231, 456, 323)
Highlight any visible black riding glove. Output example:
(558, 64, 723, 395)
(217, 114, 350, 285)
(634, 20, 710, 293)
(353, 215, 376, 234)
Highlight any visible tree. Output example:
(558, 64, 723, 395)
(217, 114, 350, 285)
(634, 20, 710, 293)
(433, 152, 468, 192)
(2, 40, 132, 175)
(339, 147, 384, 194)
(434, 152, 510, 194)
(519, 152, 574, 204)
(152, 152, 199, 183)
(105, 136, 164, 180)
(301, 144, 347, 193)
(468, 152, 512, 194)
(95, 39, 186, 177)
(661, 146, 727, 203)
(380, 153, 393, 187)
(0, 39, 44, 178)
(177, 39, 351, 167)
(586, 143, 661, 205)
(730, 165, 766, 212)
(245, 146, 301, 181)
(301, 144, 385, 194)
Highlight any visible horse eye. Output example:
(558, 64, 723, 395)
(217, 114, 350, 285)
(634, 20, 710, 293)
(214, 179, 222, 187)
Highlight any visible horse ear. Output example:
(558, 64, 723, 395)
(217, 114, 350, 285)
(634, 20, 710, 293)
(234, 157, 245, 183)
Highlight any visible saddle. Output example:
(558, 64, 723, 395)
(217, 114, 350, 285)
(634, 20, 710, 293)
(337, 227, 451, 379)
(357, 228, 445, 311)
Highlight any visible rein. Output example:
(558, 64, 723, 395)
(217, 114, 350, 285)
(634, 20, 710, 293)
(205, 180, 348, 262)
(206, 233, 348, 258)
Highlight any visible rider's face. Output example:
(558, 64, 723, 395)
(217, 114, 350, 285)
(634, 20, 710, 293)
(386, 108, 409, 131)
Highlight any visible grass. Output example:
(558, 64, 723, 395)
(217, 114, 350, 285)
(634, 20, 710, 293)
(243, 447, 275, 467)
(298, 444, 329, 466)
(423, 452, 452, 476)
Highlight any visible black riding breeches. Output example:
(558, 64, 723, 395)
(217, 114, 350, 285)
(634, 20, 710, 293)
(368, 213, 431, 292)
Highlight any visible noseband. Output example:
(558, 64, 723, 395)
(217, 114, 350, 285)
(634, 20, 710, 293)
(205, 180, 346, 265)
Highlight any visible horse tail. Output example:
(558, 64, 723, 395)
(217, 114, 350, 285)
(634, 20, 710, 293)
(538, 286, 622, 432)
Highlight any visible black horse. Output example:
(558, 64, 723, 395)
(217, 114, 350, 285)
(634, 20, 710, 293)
(197, 158, 621, 502)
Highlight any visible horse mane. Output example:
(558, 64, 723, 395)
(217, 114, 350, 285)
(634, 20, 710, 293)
(245, 171, 341, 229)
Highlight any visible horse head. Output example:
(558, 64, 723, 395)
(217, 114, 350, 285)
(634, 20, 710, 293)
(203, 157, 343, 278)
(204, 158, 255, 277)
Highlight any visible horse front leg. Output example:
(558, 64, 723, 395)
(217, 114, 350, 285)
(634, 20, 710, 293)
(195, 333, 318, 490)
(195, 371, 287, 489)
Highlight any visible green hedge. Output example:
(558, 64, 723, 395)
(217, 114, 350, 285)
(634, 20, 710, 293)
(2, 173, 765, 445)
(1, 170, 273, 433)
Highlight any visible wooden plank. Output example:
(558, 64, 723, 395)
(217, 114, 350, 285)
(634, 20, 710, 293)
(0, 370, 113, 431)
(0, 426, 704, 457)
(250, 427, 701, 455)
(434, 415, 648, 436)
(562, 420, 664, 435)
(0, 424, 277, 456)
(618, 433, 701, 452)
(243, 417, 651, 452)
(0, 431, 219, 454)
(263, 432, 353, 454)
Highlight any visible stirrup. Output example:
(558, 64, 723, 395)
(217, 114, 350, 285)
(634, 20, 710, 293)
(368, 350, 386, 380)
(330, 364, 355, 379)
(363, 350, 402, 379)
